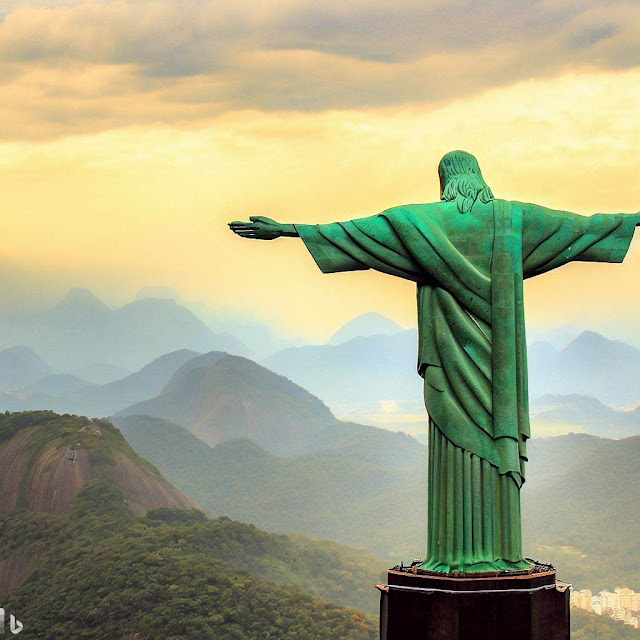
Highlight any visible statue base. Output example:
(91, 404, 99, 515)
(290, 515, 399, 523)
(376, 562, 570, 640)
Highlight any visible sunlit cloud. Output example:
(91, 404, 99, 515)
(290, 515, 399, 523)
(0, 1, 638, 140)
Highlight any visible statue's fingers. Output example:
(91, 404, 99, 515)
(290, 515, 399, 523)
(230, 223, 259, 230)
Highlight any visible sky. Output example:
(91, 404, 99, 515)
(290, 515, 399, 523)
(0, 0, 639, 341)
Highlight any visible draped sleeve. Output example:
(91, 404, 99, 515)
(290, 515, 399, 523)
(295, 210, 423, 282)
(518, 201, 640, 278)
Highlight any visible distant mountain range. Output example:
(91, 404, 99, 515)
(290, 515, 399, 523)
(0, 346, 53, 391)
(0, 348, 201, 417)
(264, 327, 640, 425)
(528, 331, 640, 407)
(531, 394, 640, 438)
(0, 288, 249, 371)
(0, 303, 639, 439)
(264, 329, 422, 404)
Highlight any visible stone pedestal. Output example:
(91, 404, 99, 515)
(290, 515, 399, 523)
(377, 564, 570, 640)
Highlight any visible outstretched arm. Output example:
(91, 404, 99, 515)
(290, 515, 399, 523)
(229, 216, 299, 240)
(520, 202, 640, 278)
(230, 209, 424, 280)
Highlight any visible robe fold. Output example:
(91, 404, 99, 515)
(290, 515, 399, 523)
(296, 199, 638, 572)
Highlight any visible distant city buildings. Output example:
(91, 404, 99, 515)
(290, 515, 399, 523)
(571, 587, 640, 629)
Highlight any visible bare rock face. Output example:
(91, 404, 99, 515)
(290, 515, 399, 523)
(0, 411, 201, 598)
(0, 411, 200, 518)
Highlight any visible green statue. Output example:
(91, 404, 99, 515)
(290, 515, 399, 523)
(230, 151, 640, 574)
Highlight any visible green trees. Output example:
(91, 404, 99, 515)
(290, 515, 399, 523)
(4, 481, 377, 640)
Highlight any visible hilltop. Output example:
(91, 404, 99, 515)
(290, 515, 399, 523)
(117, 354, 339, 455)
(0, 411, 384, 638)
(0, 411, 199, 520)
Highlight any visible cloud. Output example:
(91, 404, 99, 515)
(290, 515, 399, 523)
(0, 0, 638, 140)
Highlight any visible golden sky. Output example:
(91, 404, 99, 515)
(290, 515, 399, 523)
(0, 1, 639, 341)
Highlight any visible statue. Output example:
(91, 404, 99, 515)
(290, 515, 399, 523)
(230, 151, 640, 574)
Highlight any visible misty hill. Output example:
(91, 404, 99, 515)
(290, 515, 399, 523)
(328, 313, 404, 345)
(57, 348, 200, 417)
(117, 409, 640, 592)
(115, 413, 426, 559)
(33, 287, 110, 333)
(528, 331, 640, 407)
(0, 288, 109, 357)
(117, 354, 339, 455)
(0, 411, 381, 638)
(2, 349, 202, 418)
(531, 394, 640, 438)
(53, 297, 249, 370)
(17, 373, 91, 398)
(0, 289, 250, 371)
(0, 346, 53, 391)
(263, 330, 421, 405)
(263, 329, 640, 430)
(185, 301, 300, 359)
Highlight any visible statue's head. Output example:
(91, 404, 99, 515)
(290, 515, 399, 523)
(438, 150, 494, 214)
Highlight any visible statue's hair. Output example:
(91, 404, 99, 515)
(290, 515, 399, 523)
(438, 150, 494, 214)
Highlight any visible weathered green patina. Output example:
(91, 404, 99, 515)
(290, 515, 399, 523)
(229, 151, 640, 573)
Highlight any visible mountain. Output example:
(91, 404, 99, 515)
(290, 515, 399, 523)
(57, 348, 201, 417)
(0, 289, 110, 358)
(263, 329, 421, 405)
(528, 331, 640, 407)
(0, 411, 380, 638)
(571, 609, 640, 640)
(531, 394, 640, 438)
(114, 413, 427, 560)
(117, 354, 338, 455)
(17, 373, 92, 397)
(1, 349, 202, 418)
(0, 346, 53, 391)
(51, 297, 250, 371)
(0, 290, 251, 372)
(263, 329, 640, 428)
(0, 411, 199, 520)
(33, 287, 110, 333)
(328, 313, 404, 345)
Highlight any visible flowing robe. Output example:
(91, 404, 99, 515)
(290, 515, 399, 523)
(296, 199, 639, 572)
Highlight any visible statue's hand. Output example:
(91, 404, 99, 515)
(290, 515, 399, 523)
(229, 216, 284, 240)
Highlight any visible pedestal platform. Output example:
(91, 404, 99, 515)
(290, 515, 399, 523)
(377, 562, 570, 640)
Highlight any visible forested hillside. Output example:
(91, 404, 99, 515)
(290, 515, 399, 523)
(0, 412, 383, 639)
